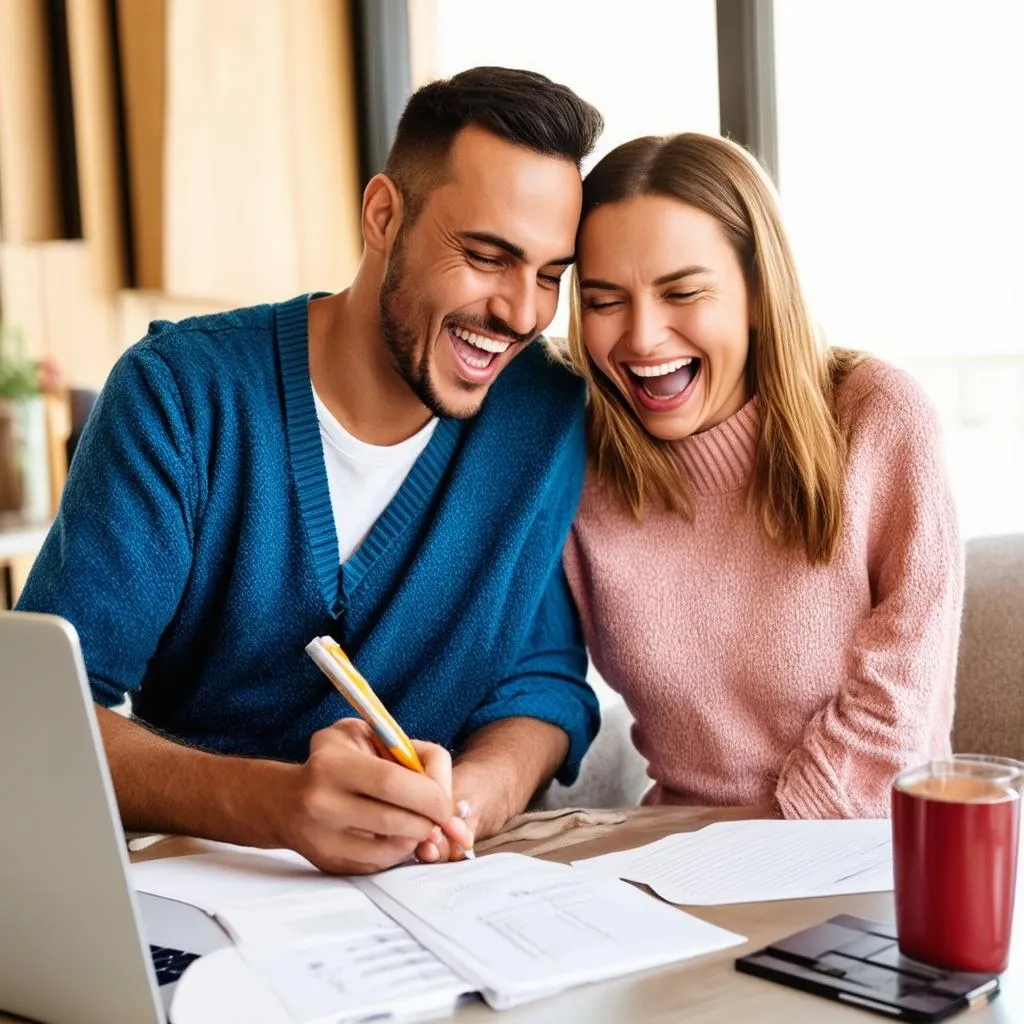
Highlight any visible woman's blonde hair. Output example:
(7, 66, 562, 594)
(566, 133, 862, 565)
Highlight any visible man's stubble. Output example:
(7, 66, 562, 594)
(378, 226, 481, 421)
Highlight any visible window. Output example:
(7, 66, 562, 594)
(774, 0, 1024, 538)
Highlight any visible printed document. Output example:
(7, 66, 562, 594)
(134, 847, 470, 1023)
(354, 852, 744, 1009)
(572, 819, 893, 905)
(133, 844, 743, 1018)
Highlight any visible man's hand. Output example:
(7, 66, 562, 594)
(413, 718, 570, 864)
(414, 763, 490, 864)
(96, 708, 475, 876)
(271, 718, 469, 875)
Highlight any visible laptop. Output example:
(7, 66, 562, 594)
(0, 611, 231, 1024)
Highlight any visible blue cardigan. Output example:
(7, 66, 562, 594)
(18, 295, 598, 783)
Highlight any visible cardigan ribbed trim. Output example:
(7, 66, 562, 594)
(672, 397, 760, 495)
(343, 417, 461, 597)
(277, 295, 340, 613)
(275, 294, 464, 617)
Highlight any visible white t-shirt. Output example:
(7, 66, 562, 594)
(312, 383, 438, 563)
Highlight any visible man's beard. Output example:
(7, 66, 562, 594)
(379, 228, 482, 421)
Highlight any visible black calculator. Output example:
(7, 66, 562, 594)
(735, 914, 1000, 1022)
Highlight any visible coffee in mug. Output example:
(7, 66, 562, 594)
(892, 755, 1021, 973)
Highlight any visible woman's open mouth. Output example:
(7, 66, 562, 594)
(624, 356, 701, 412)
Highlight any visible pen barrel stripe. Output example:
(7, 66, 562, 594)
(306, 637, 425, 775)
(372, 720, 403, 750)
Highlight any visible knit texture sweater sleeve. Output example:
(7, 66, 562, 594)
(775, 368, 963, 819)
(18, 345, 197, 706)
(458, 563, 595, 782)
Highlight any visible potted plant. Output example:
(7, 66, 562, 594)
(0, 326, 60, 522)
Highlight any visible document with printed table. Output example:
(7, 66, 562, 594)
(133, 846, 473, 1024)
(132, 844, 744, 1023)
(352, 852, 744, 1009)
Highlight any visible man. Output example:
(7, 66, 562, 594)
(17, 67, 604, 874)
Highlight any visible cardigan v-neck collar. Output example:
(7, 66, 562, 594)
(275, 294, 462, 618)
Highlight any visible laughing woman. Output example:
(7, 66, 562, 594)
(563, 133, 963, 818)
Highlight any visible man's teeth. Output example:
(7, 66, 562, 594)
(629, 357, 694, 378)
(452, 326, 510, 354)
(462, 351, 490, 369)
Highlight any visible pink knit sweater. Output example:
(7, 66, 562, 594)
(564, 359, 963, 818)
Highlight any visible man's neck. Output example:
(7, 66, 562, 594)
(307, 285, 434, 446)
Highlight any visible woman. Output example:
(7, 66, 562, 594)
(563, 133, 962, 818)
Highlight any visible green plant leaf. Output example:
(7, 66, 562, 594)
(0, 324, 41, 400)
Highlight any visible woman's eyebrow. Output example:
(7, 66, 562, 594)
(653, 265, 712, 286)
(579, 277, 623, 291)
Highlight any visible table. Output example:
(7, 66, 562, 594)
(5, 807, 1019, 1023)
(449, 807, 1021, 1023)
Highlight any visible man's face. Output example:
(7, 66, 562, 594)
(379, 125, 583, 419)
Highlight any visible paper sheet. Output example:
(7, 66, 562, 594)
(355, 852, 745, 1008)
(572, 819, 893, 905)
(133, 846, 471, 1023)
(132, 843, 334, 915)
(237, 917, 472, 1023)
(134, 844, 744, 1015)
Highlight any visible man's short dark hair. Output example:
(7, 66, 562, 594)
(383, 66, 603, 222)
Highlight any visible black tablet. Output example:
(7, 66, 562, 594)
(735, 914, 999, 1022)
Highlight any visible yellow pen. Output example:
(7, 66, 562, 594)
(304, 636, 475, 858)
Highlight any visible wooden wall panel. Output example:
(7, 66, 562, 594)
(1, 241, 115, 389)
(115, 0, 166, 289)
(65, 0, 127, 292)
(0, 0, 62, 241)
(38, 241, 117, 389)
(283, 0, 362, 291)
(164, 0, 299, 302)
(0, 244, 47, 359)
(164, 0, 362, 303)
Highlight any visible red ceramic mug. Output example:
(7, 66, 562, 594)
(892, 755, 1022, 973)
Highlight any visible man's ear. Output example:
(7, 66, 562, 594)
(362, 174, 404, 256)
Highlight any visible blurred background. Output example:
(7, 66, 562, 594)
(0, 0, 1021, 605)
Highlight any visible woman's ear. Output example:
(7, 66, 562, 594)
(362, 174, 404, 256)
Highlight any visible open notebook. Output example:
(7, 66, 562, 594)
(133, 845, 744, 1023)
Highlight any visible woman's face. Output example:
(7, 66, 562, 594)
(578, 195, 753, 441)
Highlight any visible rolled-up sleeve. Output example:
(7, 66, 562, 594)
(457, 564, 599, 785)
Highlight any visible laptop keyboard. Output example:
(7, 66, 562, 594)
(149, 945, 201, 986)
